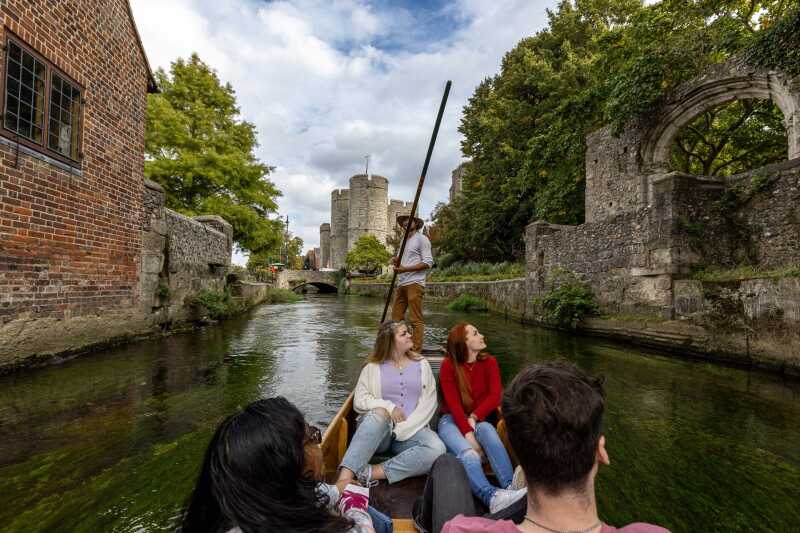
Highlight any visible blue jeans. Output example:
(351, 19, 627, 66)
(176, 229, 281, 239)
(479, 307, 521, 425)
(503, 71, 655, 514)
(340, 409, 446, 483)
(368, 506, 393, 533)
(437, 414, 514, 507)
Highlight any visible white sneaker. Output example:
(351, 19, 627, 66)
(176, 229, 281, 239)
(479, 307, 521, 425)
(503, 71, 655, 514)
(356, 464, 379, 488)
(509, 465, 527, 490)
(489, 487, 527, 514)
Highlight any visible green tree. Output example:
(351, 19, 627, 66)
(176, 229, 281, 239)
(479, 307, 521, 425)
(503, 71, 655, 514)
(145, 54, 282, 255)
(286, 236, 304, 269)
(345, 235, 392, 273)
(671, 99, 787, 176)
(437, 0, 794, 263)
(246, 233, 302, 270)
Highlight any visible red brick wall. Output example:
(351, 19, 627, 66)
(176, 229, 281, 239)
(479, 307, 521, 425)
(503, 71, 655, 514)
(0, 0, 150, 322)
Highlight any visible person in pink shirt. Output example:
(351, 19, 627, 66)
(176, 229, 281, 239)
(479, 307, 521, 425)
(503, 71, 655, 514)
(441, 361, 670, 533)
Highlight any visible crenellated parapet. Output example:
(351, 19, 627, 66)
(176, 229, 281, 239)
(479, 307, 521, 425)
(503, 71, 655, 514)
(323, 175, 414, 270)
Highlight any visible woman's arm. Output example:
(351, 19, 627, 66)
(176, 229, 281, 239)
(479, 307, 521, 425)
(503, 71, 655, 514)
(439, 358, 473, 435)
(471, 357, 502, 421)
(353, 364, 396, 415)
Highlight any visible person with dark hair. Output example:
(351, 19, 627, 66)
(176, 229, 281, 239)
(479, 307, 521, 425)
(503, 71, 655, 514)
(438, 323, 525, 513)
(437, 361, 670, 532)
(336, 320, 445, 488)
(181, 397, 387, 533)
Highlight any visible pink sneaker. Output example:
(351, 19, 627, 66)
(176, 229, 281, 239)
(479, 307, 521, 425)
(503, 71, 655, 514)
(338, 484, 370, 515)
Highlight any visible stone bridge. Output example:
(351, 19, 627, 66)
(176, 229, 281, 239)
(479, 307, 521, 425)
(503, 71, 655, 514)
(275, 270, 339, 293)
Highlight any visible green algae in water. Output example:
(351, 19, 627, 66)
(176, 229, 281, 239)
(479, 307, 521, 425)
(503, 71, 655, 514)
(0, 296, 798, 532)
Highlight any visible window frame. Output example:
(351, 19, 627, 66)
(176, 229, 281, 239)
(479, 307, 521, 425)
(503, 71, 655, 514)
(1, 32, 84, 167)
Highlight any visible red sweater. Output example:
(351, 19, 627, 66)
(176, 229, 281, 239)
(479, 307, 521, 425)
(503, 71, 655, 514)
(440, 355, 502, 435)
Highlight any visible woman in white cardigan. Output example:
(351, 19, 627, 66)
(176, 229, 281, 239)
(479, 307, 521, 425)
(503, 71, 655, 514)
(336, 320, 445, 487)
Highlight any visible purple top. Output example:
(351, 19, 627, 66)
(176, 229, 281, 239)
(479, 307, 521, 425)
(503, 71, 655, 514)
(380, 360, 422, 417)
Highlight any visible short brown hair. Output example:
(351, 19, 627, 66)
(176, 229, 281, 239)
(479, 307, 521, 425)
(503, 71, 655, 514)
(502, 361, 605, 495)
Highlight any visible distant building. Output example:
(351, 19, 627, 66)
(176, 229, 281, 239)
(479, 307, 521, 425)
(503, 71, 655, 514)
(450, 162, 467, 202)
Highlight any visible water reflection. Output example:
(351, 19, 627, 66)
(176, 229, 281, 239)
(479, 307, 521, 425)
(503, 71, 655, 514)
(0, 295, 798, 532)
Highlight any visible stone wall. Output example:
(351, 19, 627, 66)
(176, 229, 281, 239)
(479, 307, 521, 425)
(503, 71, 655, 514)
(521, 55, 800, 373)
(672, 277, 800, 372)
(1, 178, 234, 372)
(351, 279, 530, 318)
(725, 160, 800, 269)
(140, 182, 232, 324)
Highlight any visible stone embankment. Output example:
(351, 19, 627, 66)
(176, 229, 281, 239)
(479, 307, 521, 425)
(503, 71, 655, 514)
(351, 277, 800, 376)
(0, 180, 266, 374)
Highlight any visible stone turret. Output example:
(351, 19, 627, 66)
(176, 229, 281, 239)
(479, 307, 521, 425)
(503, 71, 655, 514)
(319, 223, 331, 269)
(347, 174, 389, 252)
(322, 174, 413, 270)
(330, 189, 350, 269)
(387, 200, 413, 235)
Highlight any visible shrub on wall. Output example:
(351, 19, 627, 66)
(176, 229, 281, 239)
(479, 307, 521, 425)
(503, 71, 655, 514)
(264, 288, 302, 304)
(448, 294, 489, 312)
(535, 269, 599, 328)
(192, 290, 246, 320)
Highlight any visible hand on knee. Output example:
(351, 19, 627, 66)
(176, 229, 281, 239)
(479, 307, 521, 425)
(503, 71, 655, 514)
(370, 407, 391, 421)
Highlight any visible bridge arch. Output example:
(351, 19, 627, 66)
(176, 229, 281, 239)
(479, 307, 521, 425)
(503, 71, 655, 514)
(275, 269, 339, 292)
(641, 58, 800, 173)
(292, 281, 338, 293)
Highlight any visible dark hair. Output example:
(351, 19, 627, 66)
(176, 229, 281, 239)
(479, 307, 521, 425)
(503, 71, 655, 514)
(501, 361, 605, 495)
(446, 323, 488, 411)
(181, 397, 353, 533)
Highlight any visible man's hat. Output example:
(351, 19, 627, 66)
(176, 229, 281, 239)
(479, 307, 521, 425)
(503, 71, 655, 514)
(396, 214, 424, 229)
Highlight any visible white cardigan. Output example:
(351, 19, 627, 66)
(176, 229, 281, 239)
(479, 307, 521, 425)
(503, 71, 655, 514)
(353, 357, 438, 441)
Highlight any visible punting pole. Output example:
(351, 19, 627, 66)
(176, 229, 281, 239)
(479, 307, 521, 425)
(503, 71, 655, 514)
(380, 80, 452, 323)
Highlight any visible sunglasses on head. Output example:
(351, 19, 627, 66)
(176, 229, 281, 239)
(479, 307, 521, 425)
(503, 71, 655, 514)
(305, 424, 322, 445)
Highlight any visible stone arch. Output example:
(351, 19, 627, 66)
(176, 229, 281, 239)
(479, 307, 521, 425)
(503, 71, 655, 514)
(641, 59, 800, 173)
(291, 282, 338, 294)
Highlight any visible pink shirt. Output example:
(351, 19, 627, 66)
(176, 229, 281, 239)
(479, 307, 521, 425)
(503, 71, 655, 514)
(442, 515, 671, 533)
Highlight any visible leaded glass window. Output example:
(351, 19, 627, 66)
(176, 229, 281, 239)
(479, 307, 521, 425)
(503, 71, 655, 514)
(2, 36, 83, 165)
(4, 41, 46, 143)
(48, 74, 81, 160)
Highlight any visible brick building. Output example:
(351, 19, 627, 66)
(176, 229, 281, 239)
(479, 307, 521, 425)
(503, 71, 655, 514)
(0, 1, 160, 368)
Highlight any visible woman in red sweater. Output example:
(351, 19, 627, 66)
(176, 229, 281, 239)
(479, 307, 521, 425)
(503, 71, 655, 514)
(437, 323, 525, 514)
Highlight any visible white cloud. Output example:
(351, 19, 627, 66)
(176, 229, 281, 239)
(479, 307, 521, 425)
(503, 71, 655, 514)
(130, 0, 557, 264)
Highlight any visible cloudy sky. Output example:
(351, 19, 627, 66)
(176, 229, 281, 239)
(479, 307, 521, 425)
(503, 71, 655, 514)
(129, 0, 558, 264)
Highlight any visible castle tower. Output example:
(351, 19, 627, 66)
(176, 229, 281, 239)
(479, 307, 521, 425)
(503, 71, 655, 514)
(347, 174, 389, 252)
(319, 223, 331, 269)
(387, 200, 413, 233)
(330, 189, 350, 269)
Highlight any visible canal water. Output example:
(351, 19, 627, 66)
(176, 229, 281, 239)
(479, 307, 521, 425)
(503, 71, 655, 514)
(0, 295, 798, 532)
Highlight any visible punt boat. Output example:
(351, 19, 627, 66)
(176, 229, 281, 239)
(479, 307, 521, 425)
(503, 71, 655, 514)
(320, 347, 515, 533)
